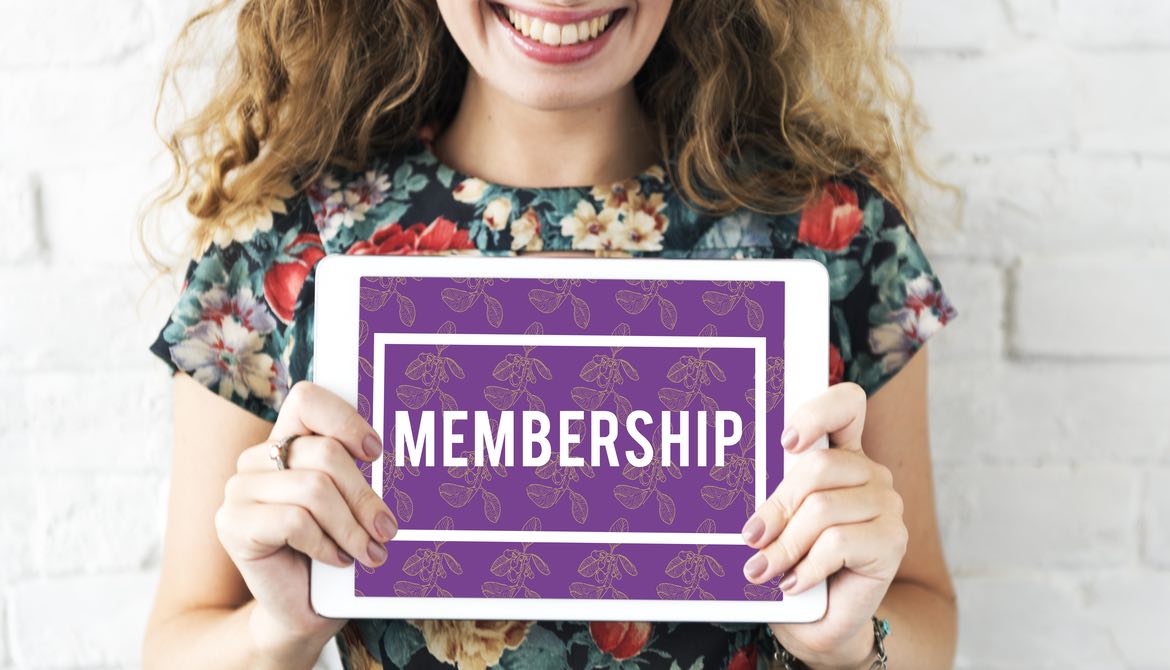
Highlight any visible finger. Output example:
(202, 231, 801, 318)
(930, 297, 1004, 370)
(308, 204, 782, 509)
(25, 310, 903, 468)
(740, 448, 873, 549)
(742, 483, 890, 584)
(271, 381, 382, 461)
(237, 435, 399, 543)
(778, 517, 908, 596)
(216, 502, 352, 568)
(781, 382, 868, 453)
(225, 469, 389, 567)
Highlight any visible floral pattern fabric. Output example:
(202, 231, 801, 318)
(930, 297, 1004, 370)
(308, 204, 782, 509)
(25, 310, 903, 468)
(149, 125, 957, 669)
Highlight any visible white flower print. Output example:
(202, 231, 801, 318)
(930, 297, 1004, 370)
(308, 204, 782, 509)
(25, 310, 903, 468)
(483, 196, 512, 232)
(869, 275, 954, 373)
(510, 208, 544, 251)
(198, 285, 278, 335)
(560, 200, 623, 250)
(195, 182, 295, 257)
(453, 177, 488, 204)
(171, 317, 277, 401)
(616, 208, 664, 251)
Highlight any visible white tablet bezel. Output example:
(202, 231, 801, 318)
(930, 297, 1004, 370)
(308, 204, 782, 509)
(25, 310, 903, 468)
(312, 255, 829, 623)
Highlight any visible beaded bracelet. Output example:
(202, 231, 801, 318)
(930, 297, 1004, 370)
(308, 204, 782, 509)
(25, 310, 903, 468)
(766, 616, 890, 670)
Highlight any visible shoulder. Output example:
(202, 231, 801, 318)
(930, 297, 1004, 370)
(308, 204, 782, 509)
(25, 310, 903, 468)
(148, 181, 325, 422)
(783, 172, 960, 396)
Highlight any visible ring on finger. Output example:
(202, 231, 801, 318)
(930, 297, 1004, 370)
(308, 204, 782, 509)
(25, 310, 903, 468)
(268, 434, 300, 471)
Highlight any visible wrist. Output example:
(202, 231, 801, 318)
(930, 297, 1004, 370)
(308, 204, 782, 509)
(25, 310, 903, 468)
(247, 601, 337, 670)
(769, 618, 882, 670)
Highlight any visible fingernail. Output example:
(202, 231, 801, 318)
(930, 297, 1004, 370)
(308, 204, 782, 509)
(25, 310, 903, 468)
(743, 553, 767, 580)
(375, 512, 397, 542)
(367, 539, 388, 564)
(363, 433, 382, 460)
(780, 425, 798, 450)
(779, 572, 797, 591)
(338, 548, 354, 565)
(741, 516, 765, 545)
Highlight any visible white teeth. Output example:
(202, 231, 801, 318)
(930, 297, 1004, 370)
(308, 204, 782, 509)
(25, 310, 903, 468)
(501, 5, 616, 45)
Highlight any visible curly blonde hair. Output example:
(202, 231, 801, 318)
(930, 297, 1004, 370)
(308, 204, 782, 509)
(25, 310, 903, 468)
(144, 1, 934, 664)
(142, 0, 936, 272)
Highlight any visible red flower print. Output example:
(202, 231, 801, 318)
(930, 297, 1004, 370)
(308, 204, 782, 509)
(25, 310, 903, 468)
(588, 621, 651, 660)
(797, 183, 864, 252)
(263, 232, 326, 323)
(727, 643, 759, 670)
(829, 343, 845, 385)
(348, 217, 474, 256)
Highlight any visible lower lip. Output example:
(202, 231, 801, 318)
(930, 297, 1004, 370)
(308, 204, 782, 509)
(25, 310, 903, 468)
(491, 4, 625, 65)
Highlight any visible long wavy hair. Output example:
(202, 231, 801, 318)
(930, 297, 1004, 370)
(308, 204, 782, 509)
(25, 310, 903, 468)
(142, 0, 937, 271)
(145, 1, 932, 664)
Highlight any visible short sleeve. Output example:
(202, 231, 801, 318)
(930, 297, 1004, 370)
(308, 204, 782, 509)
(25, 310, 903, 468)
(148, 193, 325, 422)
(788, 176, 959, 397)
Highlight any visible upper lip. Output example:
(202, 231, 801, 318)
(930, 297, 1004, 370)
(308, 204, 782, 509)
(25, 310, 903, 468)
(494, 2, 622, 24)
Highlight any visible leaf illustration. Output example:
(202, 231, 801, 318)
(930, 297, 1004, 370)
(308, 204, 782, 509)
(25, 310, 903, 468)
(532, 359, 553, 380)
(657, 490, 676, 524)
(744, 583, 784, 601)
(397, 294, 416, 326)
(531, 554, 550, 576)
(570, 582, 601, 599)
(613, 393, 633, 424)
(705, 554, 725, 577)
(393, 489, 414, 522)
(569, 490, 588, 524)
(358, 356, 374, 378)
(579, 359, 604, 382)
(571, 386, 606, 411)
(571, 295, 590, 329)
(617, 554, 638, 576)
(696, 518, 718, 535)
(483, 582, 513, 598)
(527, 393, 546, 413)
(438, 391, 458, 411)
(483, 490, 501, 523)
(357, 393, 371, 422)
(658, 387, 689, 411)
(665, 555, 688, 578)
(666, 361, 688, 383)
(438, 320, 457, 336)
(526, 483, 561, 509)
(444, 357, 465, 379)
(618, 359, 639, 381)
(702, 290, 737, 316)
(396, 385, 430, 409)
(404, 358, 426, 380)
(484, 294, 504, 328)
(706, 359, 727, 382)
(439, 483, 476, 508)
(435, 515, 455, 532)
(659, 298, 678, 330)
(394, 581, 429, 597)
(360, 287, 390, 311)
(523, 517, 542, 533)
(402, 551, 425, 575)
(614, 484, 651, 509)
(700, 393, 719, 416)
(358, 320, 369, 346)
(700, 486, 737, 512)
(610, 517, 629, 534)
(528, 289, 564, 313)
(615, 290, 652, 315)
(745, 297, 764, 331)
(485, 385, 520, 410)
(656, 583, 688, 599)
(442, 553, 463, 575)
(441, 287, 478, 312)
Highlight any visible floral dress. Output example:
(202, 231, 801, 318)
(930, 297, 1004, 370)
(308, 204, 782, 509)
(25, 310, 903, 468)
(148, 124, 958, 670)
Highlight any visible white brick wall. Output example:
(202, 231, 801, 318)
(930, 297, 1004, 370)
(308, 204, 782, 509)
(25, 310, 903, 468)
(0, 1, 1166, 668)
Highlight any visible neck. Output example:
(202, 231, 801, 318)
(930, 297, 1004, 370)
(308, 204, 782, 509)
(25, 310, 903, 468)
(431, 72, 659, 188)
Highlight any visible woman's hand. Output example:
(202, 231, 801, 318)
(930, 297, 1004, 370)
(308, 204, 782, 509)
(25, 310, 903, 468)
(214, 381, 398, 658)
(739, 382, 908, 669)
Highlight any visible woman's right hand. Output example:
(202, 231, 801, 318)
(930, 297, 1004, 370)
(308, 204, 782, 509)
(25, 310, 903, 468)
(214, 381, 398, 656)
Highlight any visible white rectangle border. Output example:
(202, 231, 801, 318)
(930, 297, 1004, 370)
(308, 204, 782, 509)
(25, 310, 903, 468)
(312, 255, 829, 623)
(373, 332, 766, 545)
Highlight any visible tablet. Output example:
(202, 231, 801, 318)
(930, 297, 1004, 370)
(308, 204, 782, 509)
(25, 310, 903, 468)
(312, 255, 829, 623)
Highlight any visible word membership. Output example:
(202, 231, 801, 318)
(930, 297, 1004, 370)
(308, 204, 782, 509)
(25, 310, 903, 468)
(393, 409, 745, 469)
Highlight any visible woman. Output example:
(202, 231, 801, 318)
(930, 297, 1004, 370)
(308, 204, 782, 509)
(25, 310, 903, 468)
(141, 1, 959, 668)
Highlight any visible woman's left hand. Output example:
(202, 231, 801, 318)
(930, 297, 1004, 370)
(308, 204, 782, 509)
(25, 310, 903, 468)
(740, 382, 908, 669)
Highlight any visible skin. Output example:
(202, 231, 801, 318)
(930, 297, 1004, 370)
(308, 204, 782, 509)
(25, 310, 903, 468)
(142, 2, 957, 668)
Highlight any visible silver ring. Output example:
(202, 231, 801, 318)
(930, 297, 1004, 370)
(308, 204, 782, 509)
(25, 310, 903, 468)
(268, 434, 299, 471)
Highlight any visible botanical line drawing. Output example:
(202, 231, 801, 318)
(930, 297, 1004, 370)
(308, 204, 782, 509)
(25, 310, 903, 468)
(612, 425, 683, 525)
(700, 421, 757, 516)
(393, 516, 462, 597)
(441, 278, 507, 328)
(569, 518, 638, 599)
(484, 321, 553, 413)
(655, 518, 725, 600)
(614, 280, 679, 330)
(657, 323, 724, 422)
(744, 574, 787, 601)
(395, 320, 463, 411)
(439, 448, 507, 523)
(745, 356, 784, 413)
(482, 517, 550, 598)
(526, 440, 595, 525)
(359, 276, 417, 326)
(571, 323, 638, 423)
(701, 281, 766, 331)
(528, 278, 594, 329)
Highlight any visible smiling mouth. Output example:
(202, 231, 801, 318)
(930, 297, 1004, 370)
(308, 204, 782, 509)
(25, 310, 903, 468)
(490, 3, 627, 46)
